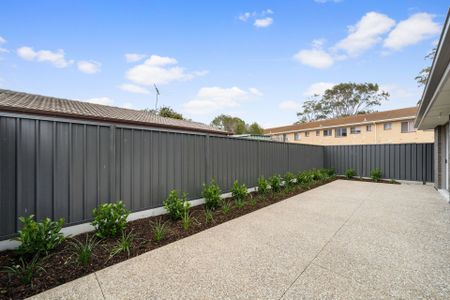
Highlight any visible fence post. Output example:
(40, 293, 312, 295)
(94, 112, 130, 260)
(205, 134, 210, 183)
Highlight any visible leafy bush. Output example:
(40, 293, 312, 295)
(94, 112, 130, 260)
(3, 255, 44, 286)
(202, 180, 221, 210)
(297, 171, 314, 185)
(151, 219, 167, 242)
(283, 172, 296, 189)
(68, 235, 99, 266)
(268, 175, 282, 193)
(370, 168, 382, 182)
(232, 180, 248, 208)
(323, 168, 336, 176)
(345, 168, 356, 179)
(257, 176, 269, 195)
(92, 201, 130, 238)
(16, 215, 65, 256)
(110, 231, 134, 258)
(163, 190, 190, 220)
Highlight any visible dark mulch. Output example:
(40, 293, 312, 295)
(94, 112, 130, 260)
(336, 176, 401, 184)
(0, 176, 397, 299)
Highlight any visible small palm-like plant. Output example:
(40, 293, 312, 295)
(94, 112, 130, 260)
(222, 200, 231, 214)
(3, 255, 44, 286)
(110, 231, 134, 258)
(232, 180, 248, 208)
(151, 219, 167, 242)
(68, 235, 99, 266)
(181, 210, 191, 230)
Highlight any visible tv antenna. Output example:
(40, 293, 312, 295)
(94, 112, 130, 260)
(154, 84, 160, 110)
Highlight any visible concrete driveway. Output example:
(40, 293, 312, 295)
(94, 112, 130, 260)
(31, 180, 450, 299)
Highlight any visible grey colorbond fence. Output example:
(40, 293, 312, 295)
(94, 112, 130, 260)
(0, 113, 323, 240)
(324, 144, 434, 182)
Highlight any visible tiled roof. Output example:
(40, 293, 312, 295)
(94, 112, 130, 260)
(265, 107, 418, 134)
(0, 89, 228, 135)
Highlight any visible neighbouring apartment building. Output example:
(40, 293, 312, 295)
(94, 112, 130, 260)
(415, 9, 450, 197)
(265, 107, 434, 146)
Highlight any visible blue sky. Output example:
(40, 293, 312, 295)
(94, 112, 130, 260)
(0, 0, 448, 128)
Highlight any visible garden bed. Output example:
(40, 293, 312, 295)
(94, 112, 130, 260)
(0, 173, 398, 299)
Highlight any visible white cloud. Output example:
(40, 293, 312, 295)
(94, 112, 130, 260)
(125, 53, 147, 63)
(17, 46, 74, 68)
(304, 82, 335, 96)
(249, 87, 263, 96)
(125, 54, 206, 86)
(77, 60, 101, 74)
(83, 97, 114, 106)
(183, 87, 261, 115)
(121, 102, 135, 109)
(279, 100, 302, 111)
(294, 48, 334, 69)
(0, 36, 8, 54)
(0, 36, 5, 44)
(254, 17, 273, 28)
(335, 12, 395, 56)
(119, 83, 150, 94)
(384, 13, 440, 51)
(239, 9, 274, 27)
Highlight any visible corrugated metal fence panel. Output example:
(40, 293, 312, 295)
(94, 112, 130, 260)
(323, 143, 434, 182)
(0, 114, 324, 240)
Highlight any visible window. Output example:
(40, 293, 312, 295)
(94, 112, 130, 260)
(294, 132, 301, 140)
(283, 134, 288, 142)
(401, 121, 415, 133)
(305, 131, 310, 137)
(383, 123, 392, 130)
(366, 125, 372, 132)
(323, 129, 332, 136)
(316, 130, 320, 136)
(350, 127, 361, 134)
(335, 128, 347, 137)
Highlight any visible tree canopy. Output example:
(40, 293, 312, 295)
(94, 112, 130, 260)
(144, 106, 184, 120)
(211, 114, 264, 134)
(415, 47, 436, 87)
(296, 82, 389, 123)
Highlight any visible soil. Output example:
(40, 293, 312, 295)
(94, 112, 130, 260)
(0, 176, 397, 299)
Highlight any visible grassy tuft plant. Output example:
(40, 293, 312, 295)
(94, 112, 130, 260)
(370, 168, 382, 182)
(202, 179, 221, 210)
(257, 176, 269, 195)
(222, 200, 231, 214)
(151, 219, 167, 242)
(68, 235, 99, 266)
(232, 180, 248, 208)
(3, 255, 44, 286)
(204, 209, 214, 224)
(268, 175, 282, 193)
(92, 201, 129, 238)
(181, 210, 191, 230)
(110, 231, 134, 258)
(163, 190, 190, 220)
(345, 168, 356, 179)
(16, 215, 65, 257)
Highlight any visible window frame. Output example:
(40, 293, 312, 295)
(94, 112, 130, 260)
(350, 126, 361, 134)
(304, 131, 310, 137)
(316, 130, 320, 136)
(294, 132, 301, 140)
(323, 129, 332, 137)
(401, 120, 415, 133)
(383, 123, 392, 130)
(366, 124, 372, 132)
(335, 127, 347, 137)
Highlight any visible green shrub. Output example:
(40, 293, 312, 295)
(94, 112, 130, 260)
(3, 255, 44, 286)
(16, 215, 65, 256)
(151, 219, 167, 242)
(297, 171, 314, 185)
(92, 201, 130, 238)
(283, 172, 296, 189)
(323, 168, 336, 176)
(268, 175, 282, 193)
(202, 180, 221, 210)
(110, 231, 134, 258)
(370, 168, 382, 182)
(163, 190, 190, 220)
(232, 180, 248, 208)
(345, 168, 356, 179)
(68, 235, 99, 266)
(257, 176, 269, 195)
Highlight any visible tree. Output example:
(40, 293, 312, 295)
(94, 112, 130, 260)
(296, 83, 389, 123)
(143, 106, 184, 120)
(211, 114, 264, 134)
(415, 47, 436, 87)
